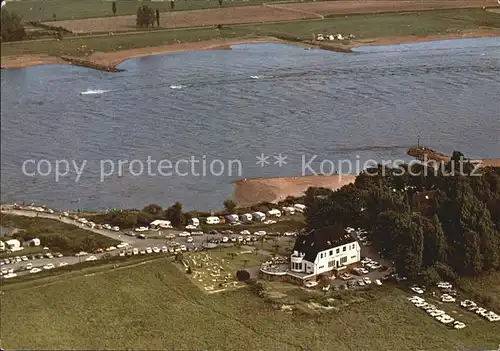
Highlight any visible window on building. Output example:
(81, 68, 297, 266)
(329, 250, 333, 256)
(336, 248, 340, 254)
(340, 256, 347, 264)
(343, 246, 346, 252)
(328, 261, 334, 268)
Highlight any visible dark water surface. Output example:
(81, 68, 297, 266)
(1, 38, 499, 211)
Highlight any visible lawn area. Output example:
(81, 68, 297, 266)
(457, 271, 500, 312)
(180, 247, 269, 292)
(1, 260, 498, 350)
(5, 0, 274, 22)
(0, 214, 119, 253)
(2, 8, 500, 58)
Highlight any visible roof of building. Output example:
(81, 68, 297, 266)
(292, 225, 357, 262)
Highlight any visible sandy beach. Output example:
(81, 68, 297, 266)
(233, 175, 357, 207)
(2, 30, 499, 70)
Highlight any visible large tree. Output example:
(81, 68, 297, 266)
(1, 9, 26, 42)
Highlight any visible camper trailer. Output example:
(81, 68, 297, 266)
(239, 213, 253, 223)
(5, 239, 22, 252)
(188, 218, 200, 227)
(205, 216, 221, 225)
(252, 212, 266, 222)
(293, 204, 306, 213)
(150, 220, 173, 229)
(28, 238, 41, 247)
(282, 206, 296, 215)
(224, 214, 239, 224)
(267, 209, 282, 218)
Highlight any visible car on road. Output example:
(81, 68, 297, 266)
(43, 263, 55, 270)
(117, 243, 128, 249)
(25, 263, 33, 270)
(112, 226, 120, 232)
(186, 237, 194, 243)
(59, 262, 68, 267)
(54, 252, 63, 258)
(146, 247, 153, 254)
(178, 231, 191, 237)
(85, 256, 97, 261)
(21, 255, 28, 261)
(152, 247, 160, 253)
(30, 268, 42, 274)
(165, 233, 176, 239)
(15, 256, 22, 262)
(75, 251, 88, 257)
(106, 246, 117, 251)
(363, 277, 372, 285)
(240, 230, 250, 235)
(45, 253, 53, 259)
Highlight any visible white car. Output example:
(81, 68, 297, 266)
(132, 248, 139, 255)
(152, 247, 160, 253)
(119, 251, 126, 256)
(112, 226, 120, 232)
(185, 225, 197, 230)
(161, 246, 168, 253)
(21, 255, 28, 261)
(178, 231, 191, 237)
(1, 268, 8, 275)
(460, 300, 477, 308)
(29, 268, 42, 274)
(254, 231, 266, 236)
(85, 256, 97, 261)
(3, 272, 17, 279)
(437, 281, 453, 289)
(362, 277, 372, 285)
(358, 279, 365, 286)
(240, 230, 250, 235)
(140, 249, 146, 255)
(485, 312, 500, 322)
(186, 237, 194, 243)
(453, 321, 466, 329)
(179, 245, 187, 252)
(283, 232, 296, 237)
(375, 279, 382, 286)
(222, 237, 229, 243)
(59, 262, 68, 267)
(145, 247, 153, 254)
(165, 233, 176, 239)
(43, 263, 55, 270)
(116, 243, 128, 249)
(75, 251, 88, 257)
(25, 263, 33, 270)
(410, 286, 425, 294)
(441, 294, 456, 303)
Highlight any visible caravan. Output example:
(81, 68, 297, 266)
(282, 206, 296, 215)
(205, 216, 220, 225)
(188, 218, 200, 227)
(224, 214, 239, 224)
(293, 204, 306, 213)
(252, 212, 266, 222)
(239, 213, 253, 223)
(267, 209, 282, 218)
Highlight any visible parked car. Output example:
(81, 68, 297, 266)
(54, 252, 63, 258)
(43, 263, 55, 270)
(152, 247, 160, 253)
(186, 237, 194, 243)
(410, 285, 425, 294)
(161, 246, 168, 253)
(85, 256, 97, 261)
(29, 268, 42, 274)
(146, 247, 153, 254)
(59, 262, 68, 267)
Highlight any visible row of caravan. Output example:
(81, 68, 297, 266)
(203, 204, 306, 225)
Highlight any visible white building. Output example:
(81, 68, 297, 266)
(267, 209, 282, 218)
(239, 213, 252, 223)
(289, 225, 360, 278)
(188, 218, 200, 227)
(252, 212, 266, 222)
(150, 219, 173, 229)
(205, 216, 220, 225)
(4, 239, 22, 252)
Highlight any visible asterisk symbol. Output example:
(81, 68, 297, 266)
(256, 153, 270, 167)
(273, 153, 288, 167)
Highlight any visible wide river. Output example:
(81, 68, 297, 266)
(1, 38, 500, 211)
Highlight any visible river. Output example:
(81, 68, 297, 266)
(1, 38, 499, 211)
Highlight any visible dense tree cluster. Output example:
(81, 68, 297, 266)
(305, 152, 500, 280)
(136, 5, 156, 28)
(1, 9, 26, 42)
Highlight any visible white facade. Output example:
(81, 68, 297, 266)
(291, 241, 361, 276)
(205, 216, 220, 225)
(252, 212, 266, 222)
(239, 213, 252, 223)
(267, 209, 282, 218)
(188, 218, 200, 227)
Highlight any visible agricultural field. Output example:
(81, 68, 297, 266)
(180, 247, 268, 292)
(5, 0, 273, 22)
(0, 214, 119, 253)
(1, 259, 498, 350)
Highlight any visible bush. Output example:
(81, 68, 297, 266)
(1, 10, 27, 42)
(236, 270, 250, 282)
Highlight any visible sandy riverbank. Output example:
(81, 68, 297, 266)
(2, 30, 499, 70)
(233, 175, 357, 207)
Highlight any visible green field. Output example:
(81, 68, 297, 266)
(0, 214, 119, 253)
(1, 258, 498, 350)
(5, 0, 274, 22)
(2, 9, 499, 59)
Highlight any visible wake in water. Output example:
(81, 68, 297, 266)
(250, 76, 261, 79)
(169, 85, 185, 89)
(80, 89, 110, 95)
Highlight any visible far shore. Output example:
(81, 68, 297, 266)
(2, 30, 499, 71)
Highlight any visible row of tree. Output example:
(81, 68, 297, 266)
(304, 152, 500, 280)
(136, 5, 160, 28)
(1, 9, 26, 42)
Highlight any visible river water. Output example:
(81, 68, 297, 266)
(1, 38, 499, 211)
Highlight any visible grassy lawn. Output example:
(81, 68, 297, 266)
(180, 247, 268, 292)
(457, 271, 500, 312)
(5, 0, 275, 22)
(1, 259, 498, 350)
(0, 214, 119, 254)
(2, 9, 500, 58)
